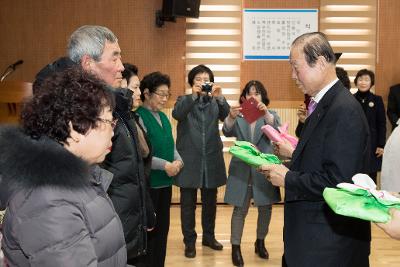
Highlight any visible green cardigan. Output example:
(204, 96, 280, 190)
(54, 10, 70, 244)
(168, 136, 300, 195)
(136, 107, 174, 187)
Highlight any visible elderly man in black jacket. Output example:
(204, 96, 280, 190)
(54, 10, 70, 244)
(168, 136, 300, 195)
(67, 25, 156, 267)
(260, 32, 371, 267)
(33, 25, 155, 267)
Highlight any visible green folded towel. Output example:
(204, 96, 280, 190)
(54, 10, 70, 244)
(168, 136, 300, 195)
(323, 174, 400, 223)
(229, 140, 281, 167)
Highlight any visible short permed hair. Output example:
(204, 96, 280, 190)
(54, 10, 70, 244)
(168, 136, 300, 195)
(122, 63, 139, 85)
(67, 25, 118, 64)
(187, 64, 214, 87)
(139, 71, 171, 101)
(239, 80, 270, 106)
(291, 32, 336, 67)
(21, 66, 115, 144)
(354, 69, 375, 88)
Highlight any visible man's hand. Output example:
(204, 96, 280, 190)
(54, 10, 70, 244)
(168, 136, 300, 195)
(273, 139, 295, 158)
(257, 164, 288, 187)
(297, 103, 307, 123)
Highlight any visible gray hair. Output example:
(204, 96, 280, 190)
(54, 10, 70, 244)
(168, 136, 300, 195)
(67, 25, 118, 64)
(291, 32, 336, 67)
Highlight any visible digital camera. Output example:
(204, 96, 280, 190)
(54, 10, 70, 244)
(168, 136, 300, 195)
(201, 82, 213, 93)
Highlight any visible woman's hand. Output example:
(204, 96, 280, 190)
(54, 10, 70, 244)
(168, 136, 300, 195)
(192, 84, 203, 97)
(172, 160, 184, 172)
(165, 162, 179, 177)
(210, 84, 222, 97)
(376, 209, 400, 240)
(257, 101, 274, 124)
(376, 147, 384, 158)
(257, 101, 268, 112)
(229, 105, 242, 119)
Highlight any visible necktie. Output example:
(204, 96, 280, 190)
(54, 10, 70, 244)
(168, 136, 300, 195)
(307, 99, 317, 117)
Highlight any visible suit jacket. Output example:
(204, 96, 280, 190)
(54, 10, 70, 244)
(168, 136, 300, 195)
(284, 81, 371, 267)
(223, 112, 281, 207)
(354, 90, 386, 173)
(387, 84, 400, 130)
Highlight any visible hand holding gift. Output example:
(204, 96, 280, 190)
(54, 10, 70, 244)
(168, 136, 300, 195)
(376, 208, 400, 240)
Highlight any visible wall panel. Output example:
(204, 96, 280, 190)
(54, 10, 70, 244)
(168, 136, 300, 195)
(0, 0, 186, 98)
(375, 0, 400, 101)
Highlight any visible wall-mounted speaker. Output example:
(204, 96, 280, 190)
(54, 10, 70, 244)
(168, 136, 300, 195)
(162, 0, 201, 18)
(156, 0, 201, 27)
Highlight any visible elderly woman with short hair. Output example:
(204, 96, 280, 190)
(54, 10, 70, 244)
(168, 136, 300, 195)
(0, 67, 127, 267)
(354, 69, 386, 183)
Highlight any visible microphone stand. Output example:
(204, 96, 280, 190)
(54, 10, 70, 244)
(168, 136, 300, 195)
(0, 67, 14, 82)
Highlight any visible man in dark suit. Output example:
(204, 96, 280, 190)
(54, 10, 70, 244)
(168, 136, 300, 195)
(387, 84, 400, 130)
(259, 32, 371, 267)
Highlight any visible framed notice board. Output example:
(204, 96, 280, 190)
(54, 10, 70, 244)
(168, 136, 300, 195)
(243, 9, 318, 60)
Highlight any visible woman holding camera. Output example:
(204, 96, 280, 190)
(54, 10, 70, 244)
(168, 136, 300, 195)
(172, 64, 230, 258)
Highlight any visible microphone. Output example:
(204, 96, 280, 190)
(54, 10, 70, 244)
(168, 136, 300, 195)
(0, 59, 24, 82)
(10, 60, 23, 70)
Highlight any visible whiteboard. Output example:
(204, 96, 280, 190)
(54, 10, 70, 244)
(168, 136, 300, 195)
(243, 9, 318, 60)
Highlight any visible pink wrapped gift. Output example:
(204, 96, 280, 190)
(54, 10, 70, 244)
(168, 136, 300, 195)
(261, 125, 284, 143)
(261, 122, 298, 148)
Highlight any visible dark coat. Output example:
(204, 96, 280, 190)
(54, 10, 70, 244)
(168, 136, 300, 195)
(354, 90, 386, 172)
(387, 84, 400, 130)
(223, 113, 281, 207)
(172, 95, 230, 188)
(0, 127, 127, 267)
(102, 89, 155, 259)
(284, 82, 371, 267)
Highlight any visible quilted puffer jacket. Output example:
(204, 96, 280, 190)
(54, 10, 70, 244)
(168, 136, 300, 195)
(0, 127, 127, 267)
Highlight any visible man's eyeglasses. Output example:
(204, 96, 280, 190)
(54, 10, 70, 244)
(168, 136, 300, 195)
(97, 118, 118, 129)
(153, 92, 171, 99)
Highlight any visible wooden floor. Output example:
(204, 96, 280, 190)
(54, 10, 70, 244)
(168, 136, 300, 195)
(165, 204, 400, 267)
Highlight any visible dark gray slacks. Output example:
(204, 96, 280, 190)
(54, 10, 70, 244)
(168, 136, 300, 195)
(180, 187, 218, 246)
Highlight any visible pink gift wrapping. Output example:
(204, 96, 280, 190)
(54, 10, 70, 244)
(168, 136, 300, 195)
(278, 123, 298, 148)
(261, 125, 284, 143)
(261, 122, 298, 148)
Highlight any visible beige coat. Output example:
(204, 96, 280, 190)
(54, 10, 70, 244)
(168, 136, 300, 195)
(381, 120, 400, 191)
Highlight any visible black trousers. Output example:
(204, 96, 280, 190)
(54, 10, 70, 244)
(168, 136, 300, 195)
(145, 186, 171, 267)
(127, 255, 146, 267)
(180, 187, 217, 246)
